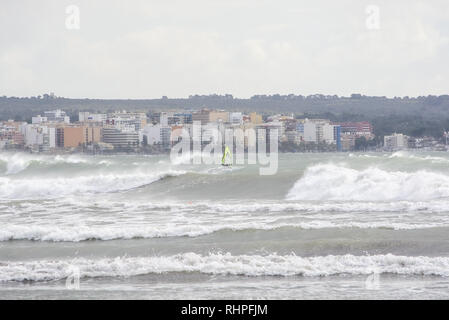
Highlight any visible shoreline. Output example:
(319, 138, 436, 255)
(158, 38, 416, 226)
(1, 148, 448, 156)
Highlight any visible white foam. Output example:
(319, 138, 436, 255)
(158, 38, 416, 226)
(388, 151, 449, 163)
(0, 153, 93, 175)
(287, 163, 449, 201)
(0, 217, 446, 242)
(0, 170, 186, 200)
(193, 199, 449, 213)
(53, 155, 88, 164)
(1, 253, 449, 282)
(0, 153, 35, 174)
(0, 224, 222, 241)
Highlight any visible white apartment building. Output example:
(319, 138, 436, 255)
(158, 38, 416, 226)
(384, 133, 408, 150)
(79, 112, 107, 123)
(303, 121, 318, 142)
(142, 123, 171, 147)
(31, 115, 48, 124)
(43, 109, 70, 124)
(322, 123, 339, 144)
(229, 112, 243, 125)
(142, 124, 162, 145)
(107, 111, 147, 132)
(19, 124, 56, 151)
(102, 127, 139, 149)
(32, 110, 70, 125)
(302, 119, 339, 144)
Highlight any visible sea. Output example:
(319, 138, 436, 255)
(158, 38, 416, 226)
(1, 151, 449, 299)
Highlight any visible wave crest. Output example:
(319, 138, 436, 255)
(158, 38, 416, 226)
(0, 170, 185, 200)
(2, 253, 449, 282)
(0, 153, 92, 175)
(286, 163, 449, 201)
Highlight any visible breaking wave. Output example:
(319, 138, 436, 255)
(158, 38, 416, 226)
(0, 170, 186, 200)
(0, 153, 94, 175)
(2, 253, 449, 282)
(388, 151, 449, 163)
(347, 151, 449, 164)
(0, 220, 446, 242)
(286, 163, 449, 201)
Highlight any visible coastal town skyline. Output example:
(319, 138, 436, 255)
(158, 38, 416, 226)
(1, 106, 445, 154)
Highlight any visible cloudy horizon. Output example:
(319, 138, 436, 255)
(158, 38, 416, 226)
(1, 0, 448, 99)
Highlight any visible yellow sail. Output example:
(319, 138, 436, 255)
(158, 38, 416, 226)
(221, 145, 232, 166)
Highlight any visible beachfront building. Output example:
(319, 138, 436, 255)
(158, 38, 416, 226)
(250, 112, 263, 125)
(102, 127, 139, 149)
(192, 109, 211, 125)
(141, 123, 171, 148)
(339, 121, 374, 139)
(43, 109, 70, 124)
(384, 133, 409, 150)
(0, 120, 25, 149)
(229, 112, 243, 125)
(301, 119, 340, 145)
(79, 112, 107, 123)
(106, 111, 147, 132)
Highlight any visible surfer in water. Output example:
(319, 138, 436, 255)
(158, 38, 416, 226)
(221, 145, 232, 166)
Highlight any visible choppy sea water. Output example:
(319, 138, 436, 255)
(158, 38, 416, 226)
(1, 151, 449, 299)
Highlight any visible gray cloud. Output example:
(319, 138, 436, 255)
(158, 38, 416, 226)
(1, 0, 448, 98)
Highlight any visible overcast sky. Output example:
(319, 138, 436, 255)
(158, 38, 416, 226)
(1, 0, 448, 99)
